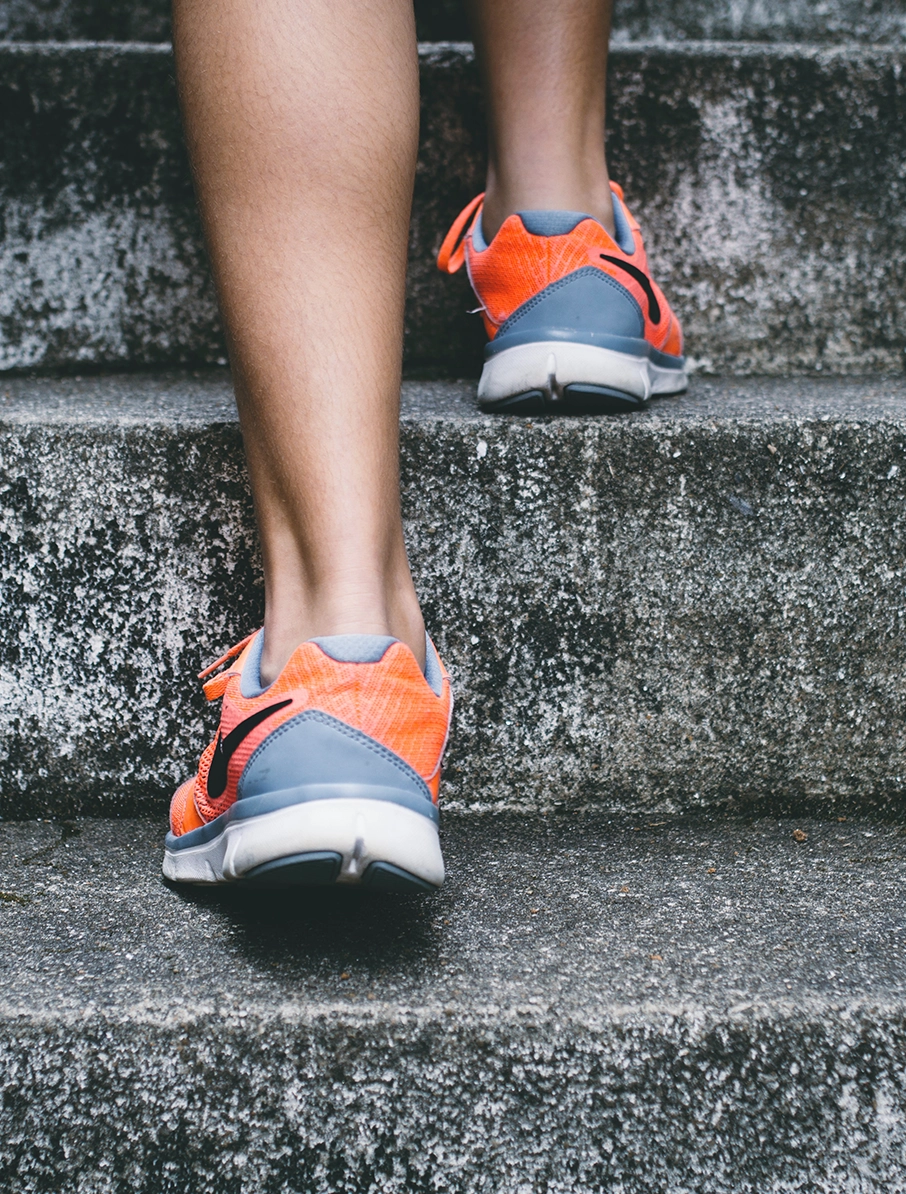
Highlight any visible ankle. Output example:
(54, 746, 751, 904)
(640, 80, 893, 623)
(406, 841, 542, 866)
(259, 582, 426, 685)
(481, 172, 615, 243)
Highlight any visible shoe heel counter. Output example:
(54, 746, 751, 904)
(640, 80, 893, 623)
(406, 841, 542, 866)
(237, 710, 434, 806)
(491, 267, 645, 354)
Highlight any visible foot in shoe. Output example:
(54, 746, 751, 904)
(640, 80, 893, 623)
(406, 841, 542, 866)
(437, 183, 686, 414)
(163, 630, 452, 891)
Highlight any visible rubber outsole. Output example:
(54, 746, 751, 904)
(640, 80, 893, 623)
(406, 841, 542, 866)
(478, 340, 687, 414)
(243, 851, 342, 886)
(238, 851, 434, 892)
(486, 383, 647, 416)
(162, 797, 444, 890)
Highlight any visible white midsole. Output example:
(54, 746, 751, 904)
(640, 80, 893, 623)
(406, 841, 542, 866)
(162, 798, 444, 887)
(478, 340, 687, 403)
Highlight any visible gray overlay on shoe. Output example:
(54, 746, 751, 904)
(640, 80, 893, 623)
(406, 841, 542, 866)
(474, 199, 636, 253)
(424, 635, 444, 696)
(487, 267, 685, 369)
(237, 710, 433, 805)
(489, 266, 641, 356)
(472, 211, 489, 252)
(239, 629, 268, 698)
(475, 209, 591, 248)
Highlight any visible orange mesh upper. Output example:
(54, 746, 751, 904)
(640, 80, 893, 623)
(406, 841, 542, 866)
(170, 638, 452, 835)
(170, 777, 206, 836)
(438, 183, 683, 357)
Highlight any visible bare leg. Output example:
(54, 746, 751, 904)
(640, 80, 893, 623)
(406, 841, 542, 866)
(173, 0, 425, 683)
(466, 0, 616, 241)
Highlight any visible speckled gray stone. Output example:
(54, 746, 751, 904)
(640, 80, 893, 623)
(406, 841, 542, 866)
(610, 0, 906, 43)
(1, 43, 904, 375)
(1, 372, 906, 818)
(2, 0, 904, 43)
(462, 0, 906, 43)
(0, 813, 905, 1192)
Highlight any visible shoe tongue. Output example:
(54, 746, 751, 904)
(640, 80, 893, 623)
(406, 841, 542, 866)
(310, 634, 397, 663)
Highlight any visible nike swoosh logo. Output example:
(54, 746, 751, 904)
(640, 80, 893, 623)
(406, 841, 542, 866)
(206, 699, 293, 801)
(599, 254, 662, 325)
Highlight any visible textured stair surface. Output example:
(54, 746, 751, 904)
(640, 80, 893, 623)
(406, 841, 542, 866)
(1, 42, 903, 375)
(0, 813, 904, 1193)
(1, 372, 906, 818)
(2, 0, 904, 43)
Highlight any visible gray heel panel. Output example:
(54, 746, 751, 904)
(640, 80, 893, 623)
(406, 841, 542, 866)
(491, 267, 646, 355)
(237, 710, 433, 807)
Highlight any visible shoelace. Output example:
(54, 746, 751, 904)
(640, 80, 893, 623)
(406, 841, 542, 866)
(436, 192, 485, 274)
(198, 631, 258, 700)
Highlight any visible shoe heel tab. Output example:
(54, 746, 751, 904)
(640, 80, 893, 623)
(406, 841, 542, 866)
(516, 210, 592, 237)
(437, 193, 485, 274)
(311, 635, 398, 664)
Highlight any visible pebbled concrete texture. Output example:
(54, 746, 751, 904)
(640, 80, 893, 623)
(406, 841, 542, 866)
(413, 2, 906, 45)
(0, 0, 169, 39)
(612, 0, 906, 44)
(2, 373, 906, 818)
(3, 0, 905, 43)
(1, 43, 904, 375)
(0, 45, 222, 372)
(0, 813, 905, 1192)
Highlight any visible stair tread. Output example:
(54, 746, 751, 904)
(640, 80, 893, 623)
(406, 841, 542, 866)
(1, 813, 902, 1016)
(5, 814, 905, 1189)
(2, 371, 906, 426)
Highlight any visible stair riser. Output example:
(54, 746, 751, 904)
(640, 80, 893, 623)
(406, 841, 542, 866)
(2, 1010, 903, 1194)
(1, 44, 904, 376)
(2, 382, 906, 817)
(2, 0, 905, 43)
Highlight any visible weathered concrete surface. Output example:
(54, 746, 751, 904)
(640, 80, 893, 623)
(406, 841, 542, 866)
(3, 0, 904, 43)
(1, 43, 904, 376)
(1, 373, 906, 818)
(610, 0, 906, 44)
(0, 814, 905, 1192)
(0, 0, 169, 39)
(414, 42, 906, 378)
(0, 45, 222, 371)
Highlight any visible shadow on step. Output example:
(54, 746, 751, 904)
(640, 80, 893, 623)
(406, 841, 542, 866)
(167, 880, 445, 975)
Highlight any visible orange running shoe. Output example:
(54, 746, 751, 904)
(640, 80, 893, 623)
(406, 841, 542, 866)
(438, 183, 686, 414)
(163, 632, 452, 891)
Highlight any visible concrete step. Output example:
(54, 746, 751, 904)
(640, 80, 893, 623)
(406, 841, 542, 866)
(2, 371, 906, 819)
(1, 42, 903, 376)
(0, 812, 904, 1191)
(3, 0, 904, 43)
